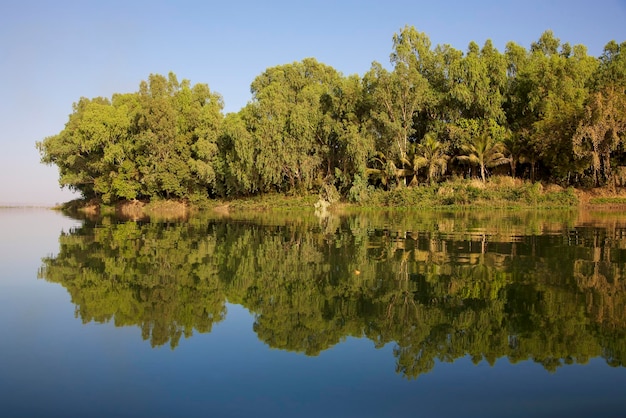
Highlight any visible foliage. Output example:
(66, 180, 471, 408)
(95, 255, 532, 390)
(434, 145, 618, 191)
(37, 73, 223, 203)
(366, 26, 434, 163)
(38, 211, 626, 377)
(411, 132, 449, 185)
(589, 197, 626, 204)
(38, 28, 626, 205)
(573, 86, 626, 186)
(351, 177, 577, 208)
(455, 124, 510, 182)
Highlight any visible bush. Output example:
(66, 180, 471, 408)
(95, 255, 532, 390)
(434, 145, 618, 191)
(348, 175, 369, 203)
(319, 183, 341, 204)
(352, 176, 579, 209)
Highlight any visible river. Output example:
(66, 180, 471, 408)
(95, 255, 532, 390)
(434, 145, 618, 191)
(1, 207, 625, 417)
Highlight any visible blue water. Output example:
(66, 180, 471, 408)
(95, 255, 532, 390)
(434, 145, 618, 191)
(0, 209, 624, 418)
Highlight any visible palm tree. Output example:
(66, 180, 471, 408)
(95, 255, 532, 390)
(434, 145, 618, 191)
(411, 133, 449, 185)
(502, 133, 522, 178)
(366, 152, 412, 189)
(503, 129, 539, 181)
(456, 132, 510, 183)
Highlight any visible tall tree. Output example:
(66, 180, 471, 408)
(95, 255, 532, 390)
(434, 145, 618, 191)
(320, 74, 376, 196)
(184, 81, 224, 199)
(38, 73, 223, 203)
(367, 26, 434, 165)
(245, 58, 341, 193)
(37, 96, 132, 202)
(448, 40, 507, 123)
(573, 86, 626, 185)
(216, 112, 258, 196)
(506, 31, 597, 183)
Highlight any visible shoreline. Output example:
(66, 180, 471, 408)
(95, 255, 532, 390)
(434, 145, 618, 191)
(38, 180, 626, 221)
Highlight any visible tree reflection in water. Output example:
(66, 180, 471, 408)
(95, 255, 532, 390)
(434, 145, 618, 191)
(38, 210, 626, 378)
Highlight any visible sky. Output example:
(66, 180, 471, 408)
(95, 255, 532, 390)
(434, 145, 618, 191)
(1, 0, 625, 206)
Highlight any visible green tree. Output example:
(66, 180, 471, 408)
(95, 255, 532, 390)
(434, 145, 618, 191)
(505, 31, 597, 184)
(411, 132, 449, 185)
(502, 131, 530, 178)
(38, 72, 224, 203)
(244, 58, 341, 193)
(320, 74, 376, 196)
(365, 152, 407, 190)
(37, 96, 133, 202)
(456, 126, 509, 182)
(594, 40, 626, 87)
(448, 40, 507, 123)
(572, 41, 626, 186)
(216, 112, 258, 196)
(135, 73, 223, 200)
(573, 87, 626, 185)
(367, 26, 434, 166)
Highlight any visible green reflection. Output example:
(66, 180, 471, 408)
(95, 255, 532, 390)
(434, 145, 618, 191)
(38, 210, 626, 378)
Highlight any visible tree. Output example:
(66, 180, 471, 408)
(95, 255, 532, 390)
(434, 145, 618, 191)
(448, 40, 507, 123)
(244, 58, 341, 193)
(37, 96, 133, 202)
(366, 152, 408, 190)
(216, 112, 258, 196)
(367, 26, 434, 165)
(37, 72, 224, 203)
(39, 29, 625, 199)
(594, 40, 626, 92)
(184, 81, 224, 199)
(411, 132, 449, 185)
(456, 127, 509, 182)
(573, 86, 626, 186)
(320, 74, 376, 196)
(504, 31, 597, 184)
(572, 40, 626, 186)
(502, 131, 529, 178)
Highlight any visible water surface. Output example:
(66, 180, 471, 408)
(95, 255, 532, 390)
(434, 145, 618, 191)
(1, 208, 625, 417)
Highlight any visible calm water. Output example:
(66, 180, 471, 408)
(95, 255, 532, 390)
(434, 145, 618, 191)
(1, 208, 625, 417)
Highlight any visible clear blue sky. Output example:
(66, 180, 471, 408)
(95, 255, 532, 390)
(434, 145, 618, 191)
(1, 0, 625, 205)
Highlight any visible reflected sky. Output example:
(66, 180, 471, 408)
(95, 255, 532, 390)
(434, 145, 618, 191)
(1, 209, 625, 418)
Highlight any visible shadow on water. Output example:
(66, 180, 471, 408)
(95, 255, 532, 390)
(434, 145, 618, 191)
(38, 209, 626, 379)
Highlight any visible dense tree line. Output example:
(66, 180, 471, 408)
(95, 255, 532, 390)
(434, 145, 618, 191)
(37, 27, 626, 203)
(38, 212, 626, 377)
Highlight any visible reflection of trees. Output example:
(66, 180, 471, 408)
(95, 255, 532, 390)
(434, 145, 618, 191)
(38, 211, 626, 377)
(39, 219, 226, 349)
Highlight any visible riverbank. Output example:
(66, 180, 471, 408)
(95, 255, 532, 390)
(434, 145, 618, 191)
(55, 176, 626, 220)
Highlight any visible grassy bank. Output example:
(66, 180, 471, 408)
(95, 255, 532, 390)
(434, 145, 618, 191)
(353, 176, 578, 209)
(214, 177, 580, 213)
(57, 176, 626, 219)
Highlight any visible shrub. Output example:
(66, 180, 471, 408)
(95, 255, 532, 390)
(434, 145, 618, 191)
(348, 175, 369, 203)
